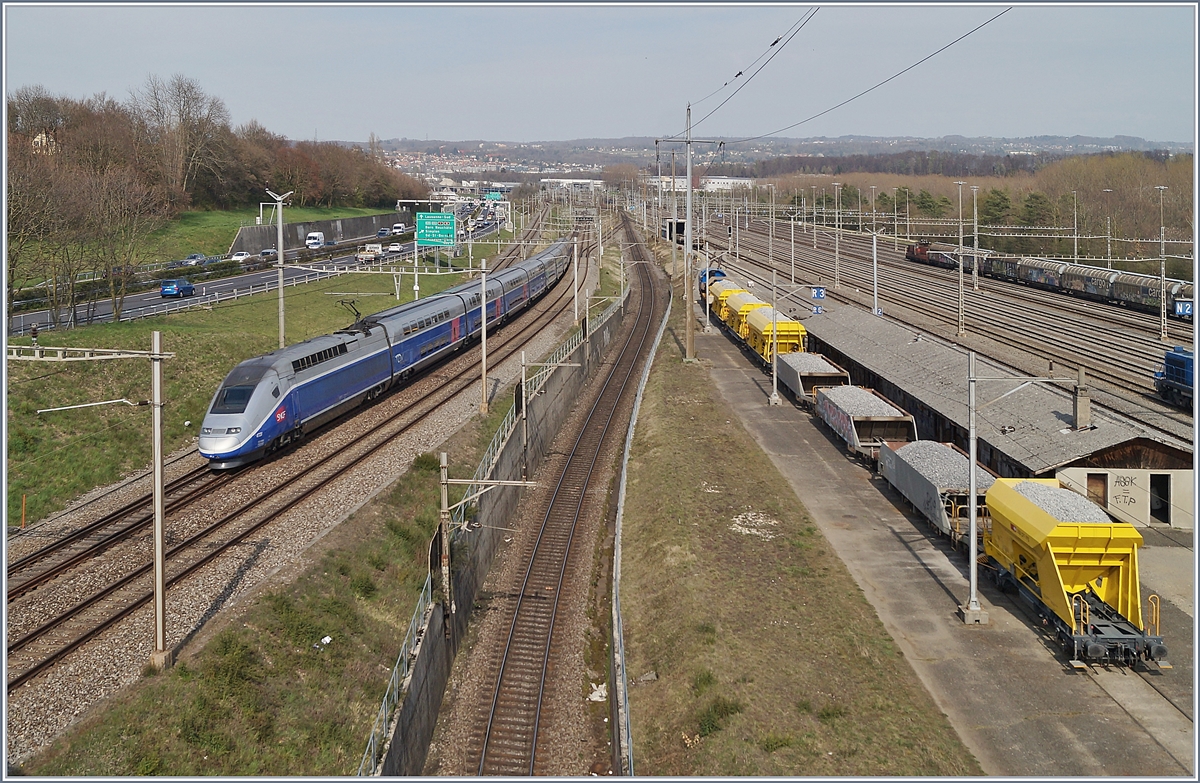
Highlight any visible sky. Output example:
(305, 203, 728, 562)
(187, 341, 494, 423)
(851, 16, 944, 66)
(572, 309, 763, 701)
(3, 2, 1196, 145)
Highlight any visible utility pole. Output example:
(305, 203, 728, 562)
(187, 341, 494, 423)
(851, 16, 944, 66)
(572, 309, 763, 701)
(833, 183, 842, 289)
(480, 256, 489, 415)
(769, 187, 780, 406)
(671, 151, 677, 278)
(1156, 185, 1168, 340)
(955, 181, 966, 336)
(685, 105, 695, 361)
(971, 185, 980, 291)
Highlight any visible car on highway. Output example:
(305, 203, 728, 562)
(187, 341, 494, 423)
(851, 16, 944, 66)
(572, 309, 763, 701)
(160, 279, 196, 298)
(183, 253, 207, 266)
(377, 228, 391, 238)
(230, 251, 253, 264)
(260, 248, 278, 260)
(387, 243, 403, 253)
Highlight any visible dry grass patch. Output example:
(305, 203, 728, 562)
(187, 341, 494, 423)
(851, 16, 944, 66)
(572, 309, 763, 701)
(619, 297, 982, 776)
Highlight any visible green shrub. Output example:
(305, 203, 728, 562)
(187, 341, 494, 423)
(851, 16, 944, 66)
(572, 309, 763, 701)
(412, 452, 440, 472)
(697, 695, 742, 736)
(692, 669, 716, 696)
(350, 573, 377, 599)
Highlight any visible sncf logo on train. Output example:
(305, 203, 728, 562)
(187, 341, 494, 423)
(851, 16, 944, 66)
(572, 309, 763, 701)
(275, 407, 287, 423)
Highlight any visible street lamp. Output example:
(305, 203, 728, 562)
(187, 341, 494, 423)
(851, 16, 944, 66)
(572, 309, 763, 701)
(1155, 185, 1168, 340)
(954, 181, 966, 336)
(266, 188, 294, 349)
(833, 182, 842, 288)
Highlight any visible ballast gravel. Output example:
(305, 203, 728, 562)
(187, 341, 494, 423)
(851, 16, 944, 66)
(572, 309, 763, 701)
(779, 352, 841, 374)
(819, 385, 904, 417)
(1014, 480, 1112, 523)
(895, 441, 995, 492)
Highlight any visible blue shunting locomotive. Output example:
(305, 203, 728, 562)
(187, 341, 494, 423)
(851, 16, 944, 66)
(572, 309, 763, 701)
(1154, 346, 1193, 409)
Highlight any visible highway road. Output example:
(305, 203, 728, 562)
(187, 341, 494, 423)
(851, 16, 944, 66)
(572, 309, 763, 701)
(9, 222, 502, 338)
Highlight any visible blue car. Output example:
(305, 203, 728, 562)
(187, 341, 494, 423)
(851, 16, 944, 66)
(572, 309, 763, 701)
(160, 279, 196, 298)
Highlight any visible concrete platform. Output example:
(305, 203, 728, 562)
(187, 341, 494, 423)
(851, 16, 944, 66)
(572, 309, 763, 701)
(695, 320, 1194, 776)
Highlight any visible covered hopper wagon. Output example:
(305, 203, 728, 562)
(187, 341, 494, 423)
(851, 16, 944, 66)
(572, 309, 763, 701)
(815, 386, 917, 462)
(984, 478, 1168, 667)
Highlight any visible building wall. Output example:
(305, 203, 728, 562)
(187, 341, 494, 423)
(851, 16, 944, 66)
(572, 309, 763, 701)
(1057, 468, 1194, 530)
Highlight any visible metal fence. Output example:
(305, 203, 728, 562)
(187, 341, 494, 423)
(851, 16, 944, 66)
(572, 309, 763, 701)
(9, 268, 354, 337)
(356, 573, 433, 776)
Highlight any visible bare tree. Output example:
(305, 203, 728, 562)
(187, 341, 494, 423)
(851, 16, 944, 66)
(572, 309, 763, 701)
(88, 167, 170, 320)
(128, 74, 230, 202)
(6, 146, 57, 320)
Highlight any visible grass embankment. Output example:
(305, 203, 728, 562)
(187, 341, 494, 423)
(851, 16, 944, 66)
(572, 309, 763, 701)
(618, 264, 982, 775)
(6, 264, 470, 528)
(143, 207, 396, 264)
(21, 397, 514, 775)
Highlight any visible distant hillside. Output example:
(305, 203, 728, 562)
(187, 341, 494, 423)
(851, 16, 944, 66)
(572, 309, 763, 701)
(365, 134, 1191, 165)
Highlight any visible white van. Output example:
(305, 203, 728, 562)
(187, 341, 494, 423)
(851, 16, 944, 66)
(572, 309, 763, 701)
(305, 231, 325, 249)
(392, 223, 407, 235)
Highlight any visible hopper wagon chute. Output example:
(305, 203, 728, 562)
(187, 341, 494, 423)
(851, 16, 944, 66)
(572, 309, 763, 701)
(983, 478, 1168, 667)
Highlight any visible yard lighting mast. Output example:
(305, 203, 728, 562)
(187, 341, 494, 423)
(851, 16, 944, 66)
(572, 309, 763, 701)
(955, 181, 966, 336)
(266, 188, 294, 349)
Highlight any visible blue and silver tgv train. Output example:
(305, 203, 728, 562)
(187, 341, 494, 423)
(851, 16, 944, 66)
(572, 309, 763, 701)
(199, 240, 570, 468)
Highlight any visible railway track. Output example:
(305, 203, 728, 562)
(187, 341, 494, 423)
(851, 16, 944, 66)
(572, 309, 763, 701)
(6, 228, 592, 695)
(473, 213, 664, 775)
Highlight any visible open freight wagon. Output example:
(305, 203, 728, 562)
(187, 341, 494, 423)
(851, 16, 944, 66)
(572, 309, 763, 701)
(815, 385, 917, 462)
(880, 441, 997, 545)
(776, 352, 851, 407)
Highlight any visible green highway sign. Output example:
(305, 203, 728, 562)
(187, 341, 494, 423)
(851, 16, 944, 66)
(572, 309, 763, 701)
(416, 212, 456, 246)
(484, 192, 503, 201)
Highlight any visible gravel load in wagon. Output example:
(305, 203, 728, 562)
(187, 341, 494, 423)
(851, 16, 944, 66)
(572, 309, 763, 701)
(895, 441, 996, 492)
(780, 352, 840, 374)
(1014, 481, 1112, 523)
(820, 385, 903, 417)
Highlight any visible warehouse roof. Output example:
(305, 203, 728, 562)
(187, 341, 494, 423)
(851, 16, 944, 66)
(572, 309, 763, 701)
(799, 306, 1186, 475)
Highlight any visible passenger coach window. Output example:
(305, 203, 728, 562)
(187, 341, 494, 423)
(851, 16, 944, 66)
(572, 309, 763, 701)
(211, 385, 255, 414)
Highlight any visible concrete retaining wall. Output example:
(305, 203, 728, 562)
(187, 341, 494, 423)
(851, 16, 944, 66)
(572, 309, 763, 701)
(230, 209, 428, 255)
(376, 303, 629, 776)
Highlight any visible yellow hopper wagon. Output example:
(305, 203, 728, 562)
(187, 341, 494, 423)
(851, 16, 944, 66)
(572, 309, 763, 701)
(744, 307, 806, 365)
(707, 279, 747, 323)
(722, 291, 769, 338)
(984, 478, 1168, 667)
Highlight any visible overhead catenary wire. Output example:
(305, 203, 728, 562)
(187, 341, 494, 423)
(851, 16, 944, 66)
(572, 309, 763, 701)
(730, 7, 1013, 145)
(690, 9, 816, 109)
